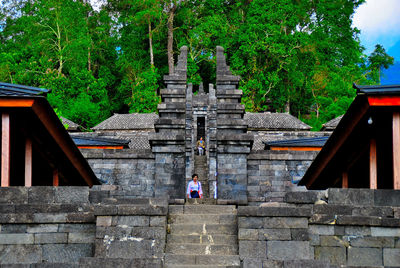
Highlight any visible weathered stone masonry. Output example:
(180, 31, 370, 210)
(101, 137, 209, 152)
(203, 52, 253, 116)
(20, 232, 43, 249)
(0, 186, 168, 267)
(1, 187, 400, 267)
(238, 188, 400, 267)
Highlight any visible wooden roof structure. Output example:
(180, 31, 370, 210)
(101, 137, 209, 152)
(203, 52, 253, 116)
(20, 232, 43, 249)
(0, 82, 99, 187)
(72, 135, 130, 149)
(299, 84, 400, 190)
(264, 136, 328, 151)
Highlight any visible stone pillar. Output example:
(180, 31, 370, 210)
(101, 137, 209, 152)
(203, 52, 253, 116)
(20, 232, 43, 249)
(185, 84, 193, 181)
(149, 46, 187, 199)
(215, 46, 253, 203)
(208, 84, 217, 198)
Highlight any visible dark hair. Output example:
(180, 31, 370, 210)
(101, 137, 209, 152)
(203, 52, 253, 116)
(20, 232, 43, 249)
(192, 174, 198, 179)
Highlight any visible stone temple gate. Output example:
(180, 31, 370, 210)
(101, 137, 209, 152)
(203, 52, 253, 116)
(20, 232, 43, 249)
(149, 46, 253, 202)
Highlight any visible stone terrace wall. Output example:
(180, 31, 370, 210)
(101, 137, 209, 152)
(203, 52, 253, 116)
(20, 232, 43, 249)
(238, 188, 400, 267)
(0, 186, 168, 267)
(0, 187, 95, 265)
(247, 151, 318, 205)
(81, 149, 155, 196)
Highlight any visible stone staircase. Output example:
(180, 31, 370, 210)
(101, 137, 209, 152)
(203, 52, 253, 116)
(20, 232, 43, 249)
(190, 155, 209, 198)
(165, 204, 240, 268)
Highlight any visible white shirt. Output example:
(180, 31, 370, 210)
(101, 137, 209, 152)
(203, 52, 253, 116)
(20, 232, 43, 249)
(186, 180, 203, 198)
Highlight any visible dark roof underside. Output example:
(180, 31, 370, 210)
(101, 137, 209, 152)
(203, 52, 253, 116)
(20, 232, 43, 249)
(264, 136, 329, 148)
(72, 135, 130, 147)
(354, 83, 400, 95)
(300, 84, 400, 189)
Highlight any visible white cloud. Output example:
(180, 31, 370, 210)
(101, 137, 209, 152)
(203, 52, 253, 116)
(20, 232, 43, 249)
(353, 0, 400, 54)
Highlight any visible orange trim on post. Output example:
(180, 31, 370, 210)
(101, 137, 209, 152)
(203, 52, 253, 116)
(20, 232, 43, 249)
(342, 171, 348, 188)
(53, 169, 59, 186)
(77, 146, 124, 149)
(25, 138, 32, 187)
(270, 146, 322, 151)
(368, 96, 400, 106)
(0, 99, 34, 107)
(393, 112, 400, 189)
(1, 113, 10, 187)
(369, 138, 377, 189)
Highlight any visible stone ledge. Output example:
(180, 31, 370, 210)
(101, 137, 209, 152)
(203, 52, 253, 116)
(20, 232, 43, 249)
(285, 191, 326, 204)
(248, 150, 318, 160)
(0, 213, 95, 224)
(238, 206, 312, 217)
(81, 149, 154, 159)
(79, 257, 163, 268)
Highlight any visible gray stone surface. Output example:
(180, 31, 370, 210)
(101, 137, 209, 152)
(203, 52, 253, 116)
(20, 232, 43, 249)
(239, 241, 266, 258)
(267, 241, 312, 261)
(328, 188, 374, 206)
(284, 191, 324, 204)
(259, 228, 291, 241)
(371, 227, 400, 237)
(55, 187, 89, 204)
(348, 236, 394, 248)
(0, 234, 34, 244)
(374, 189, 400, 206)
(0, 245, 42, 264)
(28, 187, 55, 204)
(79, 257, 162, 268)
(239, 229, 258, 240)
(314, 246, 346, 266)
(347, 247, 382, 266)
(309, 225, 334, 235)
(34, 233, 68, 244)
(284, 260, 331, 268)
(383, 248, 400, 266)
(263, 217, 308, 229)
(42, 244, 93, 263)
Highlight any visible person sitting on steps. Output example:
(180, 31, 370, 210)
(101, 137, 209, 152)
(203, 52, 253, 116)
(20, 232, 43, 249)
(197, 137, 205, 155)
(187, 173, 203, 199)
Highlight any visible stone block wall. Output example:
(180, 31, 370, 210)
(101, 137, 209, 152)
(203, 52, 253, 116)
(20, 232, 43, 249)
(217, 153, 248, 203)
(0, 187, 168, 267)
(0, 187, 95, 265)
(81, 149, 155, 196)
(238, 188, 400, 267)
(247, 151, 318, 204)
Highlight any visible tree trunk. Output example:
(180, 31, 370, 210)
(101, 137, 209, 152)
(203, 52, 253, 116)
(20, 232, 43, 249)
(285, 100, 290, 113)
(167, 5, 176, 74)
(148, 20, 154, 67)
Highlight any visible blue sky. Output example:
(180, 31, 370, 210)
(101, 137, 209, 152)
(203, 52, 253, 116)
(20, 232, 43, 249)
(353, 0, 400, 61)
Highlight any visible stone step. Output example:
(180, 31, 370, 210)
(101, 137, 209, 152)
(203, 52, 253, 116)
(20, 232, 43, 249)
(165, 243, 238, 255)
(180, 205, 236, 214)
(79, 257, 162, 267)
(169, 224, 237, 235)
(165, 254, 240, 266)
(169, 214, 236, 224)
(164, 264, 240, 268)
(185, 198, 216, 205)
(167, 234, 237, 245)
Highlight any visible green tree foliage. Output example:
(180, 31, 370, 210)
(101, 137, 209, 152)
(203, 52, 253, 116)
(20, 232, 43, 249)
(367, 44, 394, 84)
(0, 0, 395, 130)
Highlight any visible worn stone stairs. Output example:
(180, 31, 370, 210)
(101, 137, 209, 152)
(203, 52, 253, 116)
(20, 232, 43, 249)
(191, 155, 209, 198)
(165, 204, 240, 268)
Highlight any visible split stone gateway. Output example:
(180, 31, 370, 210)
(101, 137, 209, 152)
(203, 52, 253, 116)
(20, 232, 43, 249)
(149, 46, 253, 202)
